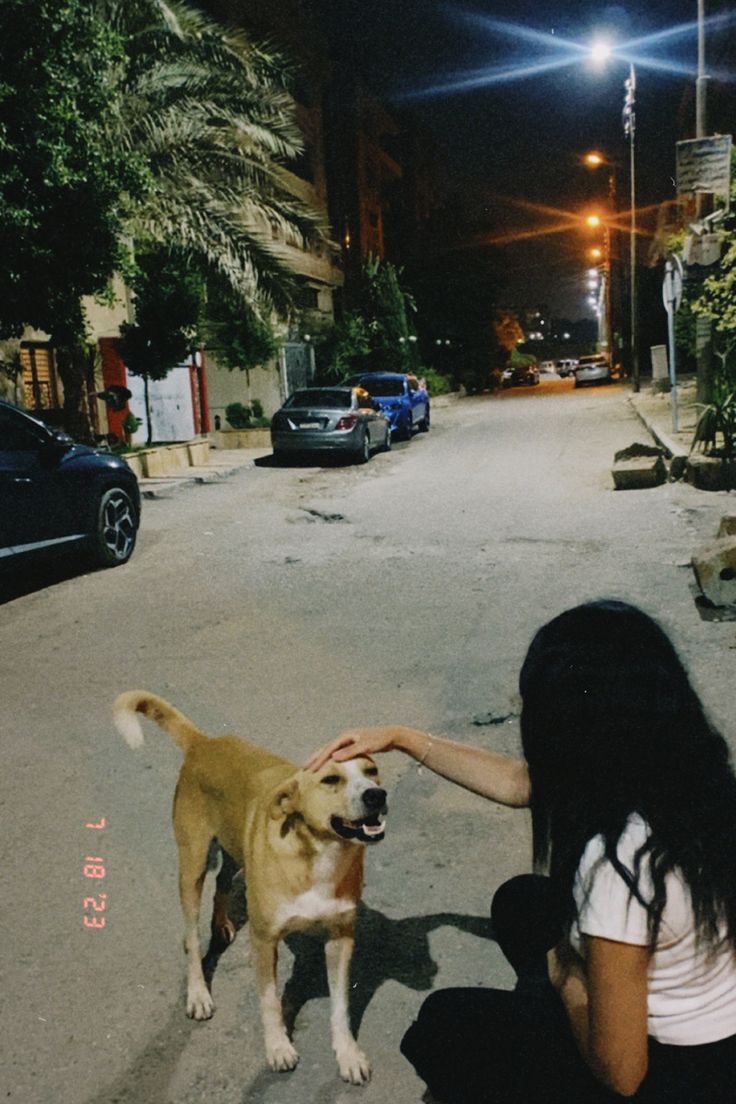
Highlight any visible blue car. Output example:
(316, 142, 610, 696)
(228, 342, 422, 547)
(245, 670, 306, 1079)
(0, 400, 141, 571)
(341, 372, 430, 440)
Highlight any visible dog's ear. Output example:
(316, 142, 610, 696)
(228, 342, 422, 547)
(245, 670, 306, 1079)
(270, 778, 299, 820)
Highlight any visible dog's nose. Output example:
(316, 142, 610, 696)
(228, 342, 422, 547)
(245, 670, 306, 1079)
(362, 787, 387, 811)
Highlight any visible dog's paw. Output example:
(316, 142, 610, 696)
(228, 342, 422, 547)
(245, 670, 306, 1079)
(336, 1041, 371, 1085)
(265, 1037, 299, 1072)
(186, 983, 215, 1020)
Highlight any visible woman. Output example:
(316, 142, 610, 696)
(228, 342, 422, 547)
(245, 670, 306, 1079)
(307, 600, 736, 1102)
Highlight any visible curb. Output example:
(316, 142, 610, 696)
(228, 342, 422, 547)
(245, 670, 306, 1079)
(628, 395, 689, 479)
(138, 457, 262, 499)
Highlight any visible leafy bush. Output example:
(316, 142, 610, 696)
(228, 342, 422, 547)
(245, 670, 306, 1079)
(421, 366, 453, 395)
(225, 402, 252, 428)
(224, 402, 270, 428)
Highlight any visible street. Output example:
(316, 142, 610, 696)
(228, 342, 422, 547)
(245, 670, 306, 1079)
(3, 381, 735, 1104)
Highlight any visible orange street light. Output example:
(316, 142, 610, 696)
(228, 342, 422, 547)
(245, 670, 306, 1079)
(589, 246, 603, 259)
(586, 214, 602, 228)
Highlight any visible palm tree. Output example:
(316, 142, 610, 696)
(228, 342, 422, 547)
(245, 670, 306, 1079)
(102, 0, 320, 314)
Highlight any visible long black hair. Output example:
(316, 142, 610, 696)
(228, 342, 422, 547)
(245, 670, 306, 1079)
(519, 599, 736, 949)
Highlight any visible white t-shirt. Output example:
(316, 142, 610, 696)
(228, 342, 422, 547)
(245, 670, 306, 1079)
(570, 813, 736, 1045)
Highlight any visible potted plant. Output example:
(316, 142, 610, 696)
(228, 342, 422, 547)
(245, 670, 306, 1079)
(689, 346, 736, 490)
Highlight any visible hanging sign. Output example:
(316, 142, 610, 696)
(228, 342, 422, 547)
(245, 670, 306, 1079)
(676, 135, 732, 199)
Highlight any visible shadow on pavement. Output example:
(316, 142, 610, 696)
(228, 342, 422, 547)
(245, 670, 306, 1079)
(0, 555, 97, 605)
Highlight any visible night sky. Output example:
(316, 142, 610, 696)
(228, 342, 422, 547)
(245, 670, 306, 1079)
(317, 0, 732, 318)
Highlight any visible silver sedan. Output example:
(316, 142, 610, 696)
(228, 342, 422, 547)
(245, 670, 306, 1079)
(270, 387, 391, 463)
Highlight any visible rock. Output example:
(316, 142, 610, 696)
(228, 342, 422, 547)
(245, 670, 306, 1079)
(717, 516, 736, 538)
(691, 537, 736, 607)
(614, 442, 664, 462)
(612, 454, 667, 490)
(686, 456, 736, 492)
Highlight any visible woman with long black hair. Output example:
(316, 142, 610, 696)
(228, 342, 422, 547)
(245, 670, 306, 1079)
(307, 600, 736, 1102)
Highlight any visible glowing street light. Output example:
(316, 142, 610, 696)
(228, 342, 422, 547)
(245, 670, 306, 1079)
(586, 213, 602, 228)
(590, 39, 613, 67)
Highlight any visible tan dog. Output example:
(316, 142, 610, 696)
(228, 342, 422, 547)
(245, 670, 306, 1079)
(113, 690, 387, 1084)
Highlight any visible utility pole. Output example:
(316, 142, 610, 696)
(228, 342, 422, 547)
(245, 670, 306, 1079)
(694, 0, 714, 403)
(624, 64, 639, 392)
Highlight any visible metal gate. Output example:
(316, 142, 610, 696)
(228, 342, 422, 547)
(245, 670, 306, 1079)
(282, 341, 314, 396)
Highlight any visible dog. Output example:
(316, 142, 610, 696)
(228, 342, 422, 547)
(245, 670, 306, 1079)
(113, 690, 388, 1084)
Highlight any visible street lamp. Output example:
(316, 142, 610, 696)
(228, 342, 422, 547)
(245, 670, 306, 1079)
(582, 150, 620, 365)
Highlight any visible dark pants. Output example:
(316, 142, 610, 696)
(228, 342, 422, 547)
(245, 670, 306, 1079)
(400, 875, 736, 1104)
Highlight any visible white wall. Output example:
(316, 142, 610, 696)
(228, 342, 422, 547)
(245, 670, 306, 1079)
(206, 358, 284, 429)
(127, 366, 195, 443)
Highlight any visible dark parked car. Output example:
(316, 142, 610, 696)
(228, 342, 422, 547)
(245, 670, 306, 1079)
(341, 372, 430, 439)
(511, 361, 540, 387)
(0, 400, 140, 570)
(270, 386, 390, 462)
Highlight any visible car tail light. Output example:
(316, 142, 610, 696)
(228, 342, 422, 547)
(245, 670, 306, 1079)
(335, 414, 358, 431)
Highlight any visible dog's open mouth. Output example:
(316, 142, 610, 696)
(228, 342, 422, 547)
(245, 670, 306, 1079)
(330, 813, 386, 844)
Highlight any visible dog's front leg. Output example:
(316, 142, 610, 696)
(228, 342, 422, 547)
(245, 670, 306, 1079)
(325, 933, 371, 1085)
(250, 932, 299, 1072)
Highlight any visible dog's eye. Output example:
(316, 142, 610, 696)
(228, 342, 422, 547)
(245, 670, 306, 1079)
(363, 766, 379, 778)
(321, 774, 341, 786)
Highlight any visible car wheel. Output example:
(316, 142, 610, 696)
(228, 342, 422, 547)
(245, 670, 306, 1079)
(381, 425, 392, 451)
(93, 487, 138, 566)
(400, 413, 413, 441)
(355, 430, 371, 464)
(419, 409, 430, 432)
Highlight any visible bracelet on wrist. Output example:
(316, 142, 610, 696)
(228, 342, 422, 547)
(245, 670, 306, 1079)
(417, 733, 433, 766)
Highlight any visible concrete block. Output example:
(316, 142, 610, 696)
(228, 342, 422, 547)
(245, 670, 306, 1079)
(692, 537, 736, 607)
(612, 455, 667, 490)
(686, 456, 736, 491)
(187, 440, 211, 466)
(717, 516, 736, 538)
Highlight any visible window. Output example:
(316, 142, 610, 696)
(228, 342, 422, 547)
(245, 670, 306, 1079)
(0, 408, 44, 450)
(20, 343, 60, 411)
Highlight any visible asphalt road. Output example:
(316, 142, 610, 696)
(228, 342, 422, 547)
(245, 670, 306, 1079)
(2, 378, 735, 1104)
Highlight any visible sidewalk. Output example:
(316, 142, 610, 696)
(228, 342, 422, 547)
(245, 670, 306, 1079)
(627, 373, 698, 477)
(136, 447, 271, 499)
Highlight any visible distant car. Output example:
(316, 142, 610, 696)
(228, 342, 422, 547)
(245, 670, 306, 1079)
(556, 358, 579, 378)
(574, 354, 612, 387)
(0, 399, 140, 571)
(511, 362, 540, 387)
(341, 372, 430, 439)
(539, 360, 557, 375)
(270, 386, 390, 463)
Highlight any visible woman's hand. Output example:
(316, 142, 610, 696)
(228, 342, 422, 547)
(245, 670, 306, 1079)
(304, 725, 425, 771)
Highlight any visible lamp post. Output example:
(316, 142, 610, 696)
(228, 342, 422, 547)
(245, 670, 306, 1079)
(583, 152, 617, 363)
(591, 42, 639, 391)
(623, 63, 639, 392)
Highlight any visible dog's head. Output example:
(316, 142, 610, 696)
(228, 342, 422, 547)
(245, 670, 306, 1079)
(271, 757, 388, 845)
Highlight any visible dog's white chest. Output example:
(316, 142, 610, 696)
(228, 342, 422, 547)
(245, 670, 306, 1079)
(274, 848, 355, 932)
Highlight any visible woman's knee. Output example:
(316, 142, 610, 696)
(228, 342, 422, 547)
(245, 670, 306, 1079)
(491, 874, 564, 977)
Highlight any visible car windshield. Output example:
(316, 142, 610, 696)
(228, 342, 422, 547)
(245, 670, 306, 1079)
(284, 390, 352, 410)
(358, 379, 404, 397)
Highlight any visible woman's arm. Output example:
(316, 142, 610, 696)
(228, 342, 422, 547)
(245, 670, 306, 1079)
(305, 725, 531, 807)
(549, 936, 650, 1098)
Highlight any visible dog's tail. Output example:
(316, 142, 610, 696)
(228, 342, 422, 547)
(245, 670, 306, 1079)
(113, 691, 205, 754)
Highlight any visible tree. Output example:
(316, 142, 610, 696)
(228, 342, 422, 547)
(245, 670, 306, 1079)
(1, 0, 320, 436)
(118, 251, 204, 443)
(0, 0, 147, 437)
(105, 0, 319, 313)
(494, 310, 525, 354)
